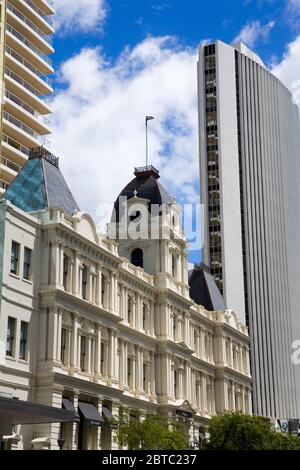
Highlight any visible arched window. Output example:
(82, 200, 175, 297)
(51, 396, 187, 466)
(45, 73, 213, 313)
(131, 248, 144, 268)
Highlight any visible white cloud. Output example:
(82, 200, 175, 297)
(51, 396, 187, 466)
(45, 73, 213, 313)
(287, 0, 300, 12)
(53, 0, 107, 33)
(233, 20, 275, 48)
(50, 37, 199, 232)
(272, 34, 300, 108)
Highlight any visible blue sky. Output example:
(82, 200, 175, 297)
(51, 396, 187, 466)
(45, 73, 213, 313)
(53, 0, 297, 69)
(50, 0, 300, 265)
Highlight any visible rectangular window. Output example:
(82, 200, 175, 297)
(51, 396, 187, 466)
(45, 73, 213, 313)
(19, 321, 28, 360)
(143, 363, 147, 392)
(23, 247, 32, 280)
(101, 275, 105, 306)
(82, 266, 87, 300)
(11, 241, 20, 275)
(100, 342, 105, 375)
(174, 370, 178, 399)
(142, 304, 146, 331)
(61, 328, 67, 364)
(63, 256, 68, 290)
(128, 297, 132, 325)
(127, 358, 131, 387)
(6, 317, 16, 356)
(80, 336, 86, 371)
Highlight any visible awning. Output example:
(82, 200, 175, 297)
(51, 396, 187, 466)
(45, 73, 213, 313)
(102, 406, 113, 420)
(0, 397, 74, 425)
(62, 398, 80, 423)
(78, 402, 104, 427)
(102, 406, 118, 429)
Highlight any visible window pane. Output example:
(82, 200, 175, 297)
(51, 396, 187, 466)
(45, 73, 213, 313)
(6, 317, 15, 356)
(10, 241, 19, 275)
(23, 248, 32, 280)
(19, 321, 28, 360)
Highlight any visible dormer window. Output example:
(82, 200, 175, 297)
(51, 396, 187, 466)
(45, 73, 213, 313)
(131, 248, 143, 269)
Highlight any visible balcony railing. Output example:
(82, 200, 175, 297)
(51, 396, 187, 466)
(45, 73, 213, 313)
(5, 67, 47, 98)
(22, 0, 54, 26)
(2, 133, 30, 157)
(6, 25, 52, 66)
(7, 3, 53, 45)
(0, 181, 10, 191)
(5, 89, 35, 115)
(5, 89, 51, 125)
(6, 45, 52, 86)
(3, 111, 50, 146)
(1, 156, 21, 173)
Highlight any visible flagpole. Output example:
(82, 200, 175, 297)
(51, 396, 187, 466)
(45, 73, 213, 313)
(145, 116, 154, 168)
(146, 118, 148, 167)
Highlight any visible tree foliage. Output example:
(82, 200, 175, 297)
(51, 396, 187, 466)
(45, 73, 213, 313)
(117, 413, 189, 450)
(205, 413, 300, 450)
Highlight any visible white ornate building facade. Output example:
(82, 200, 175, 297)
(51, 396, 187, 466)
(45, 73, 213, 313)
(0, 150, 252, 450)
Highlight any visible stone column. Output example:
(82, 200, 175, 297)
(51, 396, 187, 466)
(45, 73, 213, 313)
(50, 240, 61, 287)
(72, 252, 81, 296)
(39, 308, 47, 361)
(201, 374, 207, 412)
(96, 267, 102, 307)
(47, 307, 58, 362)
(111, 403, 120, 450)
(97, 399, 103, 449)
(135, 346, 141, 392)
(59, 243, 64, 286)
(150, 303, 155, 335)
(95, 325, 102, 376)
(70, 314, 80, 372)
(71, 392, 79, 450)
(200, 329, 205, 358)
(124, 342, 128, 386)
(150, 351, 155, 399)
(231, 382, 235, 412)
(210, 333, 214, 362)
(56, 308, 63, 362)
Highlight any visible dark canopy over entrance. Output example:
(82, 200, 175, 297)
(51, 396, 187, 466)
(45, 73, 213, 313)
(0, 397, 74, 425)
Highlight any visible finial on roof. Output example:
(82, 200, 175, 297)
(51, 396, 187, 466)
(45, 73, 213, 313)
(133, 189, 138, 197)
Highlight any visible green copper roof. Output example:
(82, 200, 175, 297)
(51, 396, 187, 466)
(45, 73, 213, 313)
(4, 148, 80, 216)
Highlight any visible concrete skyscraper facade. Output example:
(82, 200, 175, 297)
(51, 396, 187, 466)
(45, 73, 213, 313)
(198, 40, 300, 419)
(0, 0, 54, 195)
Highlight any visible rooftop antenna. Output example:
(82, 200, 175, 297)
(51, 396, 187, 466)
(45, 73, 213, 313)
(145, 116, 154, 167)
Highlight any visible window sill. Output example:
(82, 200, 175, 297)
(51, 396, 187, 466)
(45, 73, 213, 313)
(22, 278, 33, 285)
(18, 358, 29, 365)
(9, 272, 20, 280)
(6, 355, 16, 362)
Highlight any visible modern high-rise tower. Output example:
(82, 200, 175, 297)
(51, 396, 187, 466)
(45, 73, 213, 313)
(198, 40, 300, 419)
(0, 0, 54, 195)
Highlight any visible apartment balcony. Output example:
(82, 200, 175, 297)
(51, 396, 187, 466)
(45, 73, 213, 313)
(3, 111, 49, 148)
(4, 68, 51, 115)
(0, 157, 19, 182)
(9, 0, 55, 35)
(0, 181, 10, 196)
(4, 90, 51, 135)
(1, 134, 29, 166)
(6, 24, 54, 75)
(5, 46, 53, 95)
(35, 0, 55, 16)
(7, 2, 54, 54)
